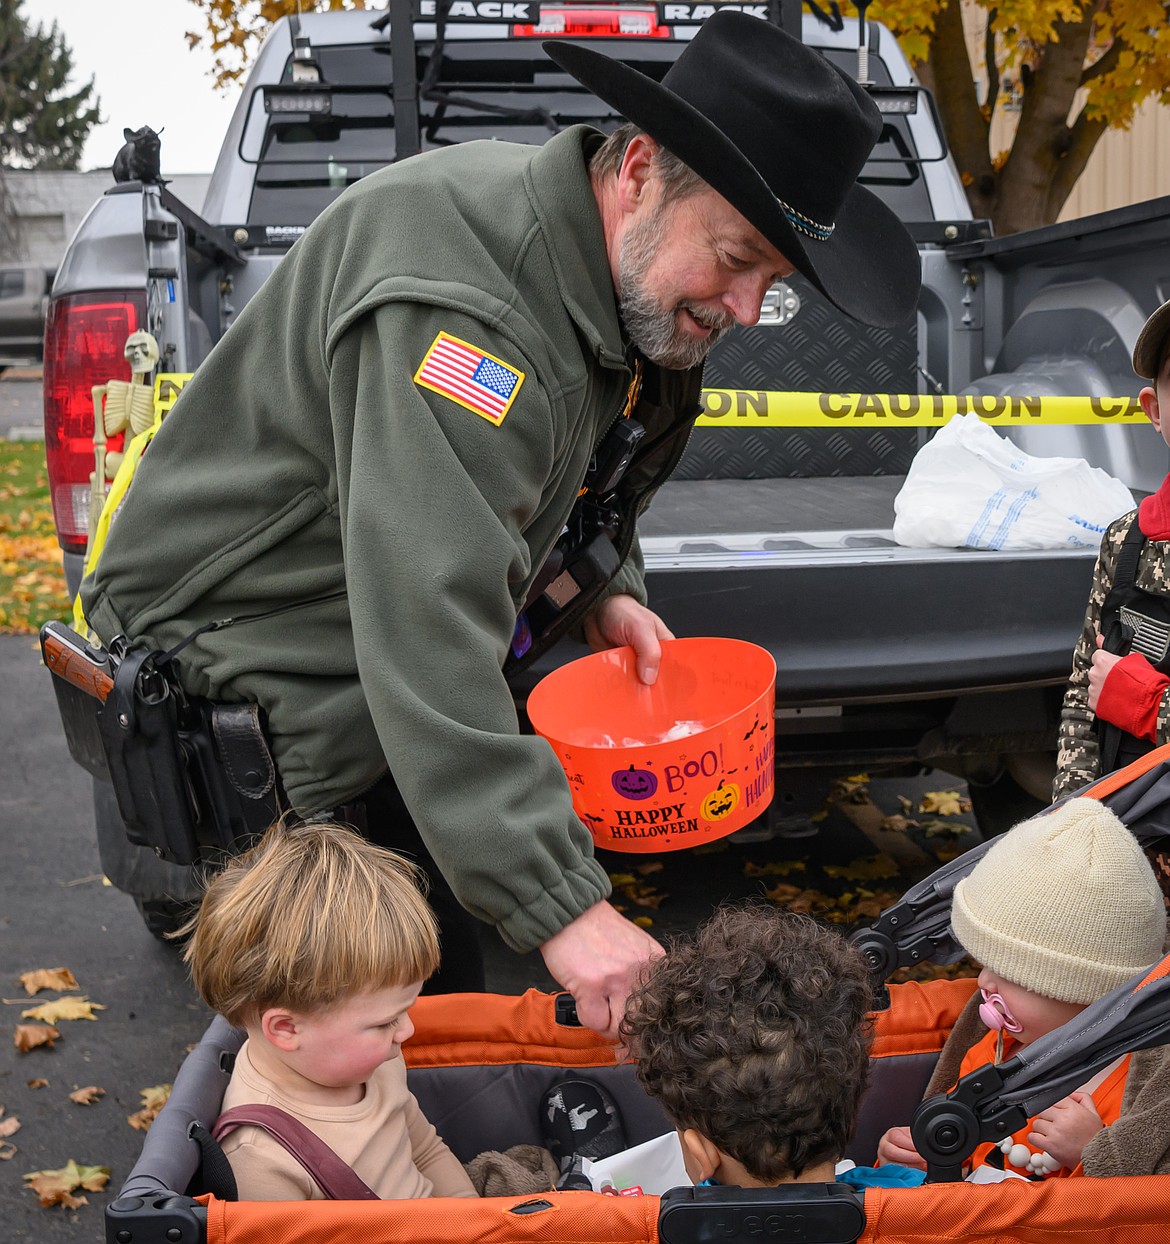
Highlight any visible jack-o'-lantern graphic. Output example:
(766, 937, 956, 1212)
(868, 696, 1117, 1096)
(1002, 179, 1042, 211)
(701, 780, 740, 821)
(611, 763, 658, 801)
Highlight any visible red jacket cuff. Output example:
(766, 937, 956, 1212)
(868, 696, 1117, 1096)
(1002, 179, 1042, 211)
(1096, 652, 1170, 741)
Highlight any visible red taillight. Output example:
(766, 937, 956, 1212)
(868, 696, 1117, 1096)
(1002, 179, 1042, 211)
(514, 5, 668, 36)
(43, 293, 146, 554)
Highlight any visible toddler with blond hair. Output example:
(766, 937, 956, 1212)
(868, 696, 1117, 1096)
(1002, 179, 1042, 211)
(183, 821, 476, 1201)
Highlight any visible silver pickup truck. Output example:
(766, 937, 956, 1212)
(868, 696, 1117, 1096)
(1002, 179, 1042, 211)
(41, 3, 1166, 934)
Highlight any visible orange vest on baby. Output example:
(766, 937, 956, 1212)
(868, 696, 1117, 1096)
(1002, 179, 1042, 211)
(959, 1028, 1129, 1178)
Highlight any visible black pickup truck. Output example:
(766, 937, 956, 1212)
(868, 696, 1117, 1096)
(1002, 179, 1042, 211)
(42, 3, 1164, 933)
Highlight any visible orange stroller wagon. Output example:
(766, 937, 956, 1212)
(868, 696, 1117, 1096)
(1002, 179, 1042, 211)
(106, 748, 1170, 1244)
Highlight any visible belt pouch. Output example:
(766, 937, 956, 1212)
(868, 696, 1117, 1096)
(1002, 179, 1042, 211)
(179, 702, 279, 853)
(98, 647, 202, 866)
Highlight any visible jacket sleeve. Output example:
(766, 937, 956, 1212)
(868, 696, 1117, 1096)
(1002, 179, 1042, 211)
(1054, 519, 1127, 800)
(1096, 652, 1170, 740)
(326, 304, 611, 952)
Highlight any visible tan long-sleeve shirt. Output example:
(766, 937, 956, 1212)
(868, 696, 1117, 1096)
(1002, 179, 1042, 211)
(218, 1041, 477, 1201)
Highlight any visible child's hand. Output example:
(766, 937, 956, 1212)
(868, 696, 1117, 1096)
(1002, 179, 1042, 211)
(1027, 1092, 1103, 1171)
(876, 1126, 926, 1170)
(1088, 635, 1122, 713)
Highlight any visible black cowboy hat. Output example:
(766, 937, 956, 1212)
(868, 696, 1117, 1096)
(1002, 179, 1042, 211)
(544, 11, 921, 328)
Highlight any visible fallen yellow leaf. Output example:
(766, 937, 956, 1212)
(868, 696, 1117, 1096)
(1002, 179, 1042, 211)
(68, 1086, 105, 1106)
(919, 790, 970, 817)
(823, 856, 899, 882)
(921, 819, 970, 838)
(878, 814, 918, 833)
(23, 1158, 109, 1208)
(18, 968, 79, 996)
(127, 1084, 172, 1132)
(26, 1079, 48, 1090)
(14, 1024, 60, 1053)
(21, 997, 105, 1024)
(616, 882, 667, 909)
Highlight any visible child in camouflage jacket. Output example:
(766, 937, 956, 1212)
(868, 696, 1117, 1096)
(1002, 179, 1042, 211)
(1055, 298, 1170, 799)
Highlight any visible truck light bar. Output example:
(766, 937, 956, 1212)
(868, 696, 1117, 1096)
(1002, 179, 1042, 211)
(514, 4, 668, 35)
(263, 86, 332, 115)
(866, 86, 919, 115)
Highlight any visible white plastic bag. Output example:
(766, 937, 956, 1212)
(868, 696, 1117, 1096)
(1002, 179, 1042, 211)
(892, 413, 1134, 551)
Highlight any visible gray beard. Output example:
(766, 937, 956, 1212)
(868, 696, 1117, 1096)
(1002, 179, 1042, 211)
(618, 208, 736, 371)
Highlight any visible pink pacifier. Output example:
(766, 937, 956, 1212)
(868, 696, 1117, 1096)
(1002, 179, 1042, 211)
(979, 990, 1023, 1033)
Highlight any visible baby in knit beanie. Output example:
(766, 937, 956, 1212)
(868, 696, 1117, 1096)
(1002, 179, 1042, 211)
(877, 797, 1166, 1180)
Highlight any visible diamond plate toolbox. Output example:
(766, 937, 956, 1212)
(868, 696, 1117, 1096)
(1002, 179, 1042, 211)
(681, 275, 920, 481)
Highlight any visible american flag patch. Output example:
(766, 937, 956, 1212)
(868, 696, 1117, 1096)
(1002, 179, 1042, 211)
(413, 332, 525, 425)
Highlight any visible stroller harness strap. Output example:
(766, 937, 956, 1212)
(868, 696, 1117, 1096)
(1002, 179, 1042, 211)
(213, 1105, 379, 1200)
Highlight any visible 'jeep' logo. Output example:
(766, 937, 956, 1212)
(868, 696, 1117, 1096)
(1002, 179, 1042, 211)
(417, 0, 539, 18)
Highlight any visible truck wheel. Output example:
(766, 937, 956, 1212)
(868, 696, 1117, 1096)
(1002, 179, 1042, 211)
(966, 770, 1047, 839)
(133, 897, 197, 941)
(92, 779, 204, 940)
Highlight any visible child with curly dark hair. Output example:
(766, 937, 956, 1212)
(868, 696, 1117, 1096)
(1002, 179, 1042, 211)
(619, 904, 924, 1190)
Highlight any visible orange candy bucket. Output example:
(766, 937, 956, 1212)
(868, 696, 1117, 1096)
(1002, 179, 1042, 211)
(527, 637, 776, 852)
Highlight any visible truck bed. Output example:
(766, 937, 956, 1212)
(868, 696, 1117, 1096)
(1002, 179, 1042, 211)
(636, 476, 1098, 705)
(641, 475, 905, 537)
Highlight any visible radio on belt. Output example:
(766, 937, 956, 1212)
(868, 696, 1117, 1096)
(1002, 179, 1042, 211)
(590, 419, 646, 494)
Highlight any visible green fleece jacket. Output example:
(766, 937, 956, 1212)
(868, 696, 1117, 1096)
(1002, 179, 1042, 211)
(82, 127, 702, 952)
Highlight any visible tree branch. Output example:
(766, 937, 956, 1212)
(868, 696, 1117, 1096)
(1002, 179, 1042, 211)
(1080, 35, 1125, 88)
(1045, 106, 1108, 218)
(996, 13, 1097, 231)
(924, 0, 994, 211)
(983, 8, 999, 116)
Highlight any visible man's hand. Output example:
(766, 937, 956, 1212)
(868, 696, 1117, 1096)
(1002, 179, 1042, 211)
(875, 1125, 926, 1170)
(582, 594, 674, 685)
(540, 899, 663, 1041)
(1027, 1091, 1103, 1171)
(1088, 634, 1122, 713)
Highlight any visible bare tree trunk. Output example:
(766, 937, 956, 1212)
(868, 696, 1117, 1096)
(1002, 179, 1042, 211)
(922, 0, 995, 217)
(991, 14, 1096, 233)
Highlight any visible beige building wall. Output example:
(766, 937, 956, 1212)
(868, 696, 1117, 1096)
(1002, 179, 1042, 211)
(1058, 99, 1170, 221)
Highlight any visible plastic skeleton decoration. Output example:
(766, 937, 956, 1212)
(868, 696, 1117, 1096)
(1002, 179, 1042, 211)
(88, 331, 160, 544)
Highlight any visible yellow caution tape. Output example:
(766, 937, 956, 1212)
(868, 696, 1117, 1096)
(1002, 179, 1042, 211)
(696, 391, 1147, 426)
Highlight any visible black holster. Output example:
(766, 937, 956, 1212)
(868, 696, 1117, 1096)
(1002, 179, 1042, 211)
(94, 646, 280, 865)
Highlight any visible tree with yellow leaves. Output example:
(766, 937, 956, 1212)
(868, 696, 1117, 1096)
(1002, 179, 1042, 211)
(866, 0, 1170, 234)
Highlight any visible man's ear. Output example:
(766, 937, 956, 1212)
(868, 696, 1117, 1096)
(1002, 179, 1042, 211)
(1140, 384, 1162, 434)
(261, 1008, 302, 1052)
(615, 132, 659, 214)
(681, 1128, 723, 1184)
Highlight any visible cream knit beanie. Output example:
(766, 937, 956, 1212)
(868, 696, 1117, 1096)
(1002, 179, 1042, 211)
(950, 798, 1166, 1005)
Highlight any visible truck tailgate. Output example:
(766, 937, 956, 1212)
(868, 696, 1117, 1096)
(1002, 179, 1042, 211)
(637, 476, 1097, 704)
